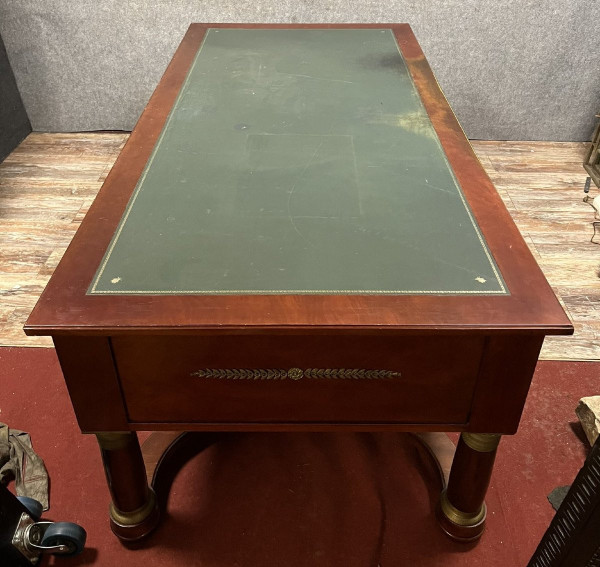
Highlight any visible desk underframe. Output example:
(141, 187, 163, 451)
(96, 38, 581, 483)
(53, 331, 544, 542)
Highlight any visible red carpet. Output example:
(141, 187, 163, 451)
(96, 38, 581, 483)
(1, 347, 597, 566)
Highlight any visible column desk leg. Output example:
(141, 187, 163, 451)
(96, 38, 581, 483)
(96, 432, 160, 541)
(437, 432, 502, 542)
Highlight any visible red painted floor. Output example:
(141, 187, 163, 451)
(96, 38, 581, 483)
(1, 347, 597, 566)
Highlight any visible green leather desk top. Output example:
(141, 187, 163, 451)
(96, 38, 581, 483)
(89, 28, 506, 295)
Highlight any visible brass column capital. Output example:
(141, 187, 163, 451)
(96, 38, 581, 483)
(462, 433, 502, 453)
(95, 432, 134, 450)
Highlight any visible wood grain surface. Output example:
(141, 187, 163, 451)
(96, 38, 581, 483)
(1, 135, 593, 358)
(0, 133, 128, 348)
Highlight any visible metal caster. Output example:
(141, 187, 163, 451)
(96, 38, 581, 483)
(13, 516, 87, 563)
(1, 485, 86, 565)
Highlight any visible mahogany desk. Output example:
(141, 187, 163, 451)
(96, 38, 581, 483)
(25, 24, 573, 543)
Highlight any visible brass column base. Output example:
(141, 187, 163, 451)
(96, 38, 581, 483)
(436, 489, 487, 542)
(109, 488, 160, 541)
(435, 432, 501, 542)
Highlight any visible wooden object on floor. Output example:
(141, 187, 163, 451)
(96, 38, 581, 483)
(576, 396, 600, 446)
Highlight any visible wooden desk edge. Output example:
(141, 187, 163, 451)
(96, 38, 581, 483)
(23, 323, 574, 337)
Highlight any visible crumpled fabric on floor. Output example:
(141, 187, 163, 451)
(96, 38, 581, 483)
(0, 422, 49, 510)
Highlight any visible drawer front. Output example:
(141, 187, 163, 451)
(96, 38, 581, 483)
(111, 334, 485, 425)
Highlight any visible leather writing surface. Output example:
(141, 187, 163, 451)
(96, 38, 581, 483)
(89, 28, 506, 295)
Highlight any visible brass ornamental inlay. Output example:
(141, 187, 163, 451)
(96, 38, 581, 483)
(191, 368, 401, 380)
(288, 367, 304, 380)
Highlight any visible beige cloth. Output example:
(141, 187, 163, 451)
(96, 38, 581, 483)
(0, 422, 49, 510)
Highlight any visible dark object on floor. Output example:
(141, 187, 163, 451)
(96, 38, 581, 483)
(0, 483, 86, 565)
(527, 434, 600, 566)
(0, 423, 49, 510)
(547, 485, 571, 511)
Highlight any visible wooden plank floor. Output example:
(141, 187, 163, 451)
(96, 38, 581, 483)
(473, 140, 599, 361)
(0, 134, 597, 360)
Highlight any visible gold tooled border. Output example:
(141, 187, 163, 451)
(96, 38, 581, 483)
(90, 288, 507, 295)
(89, 28, 508, 297)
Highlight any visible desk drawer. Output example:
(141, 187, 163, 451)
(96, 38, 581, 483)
(111, 334, 484, 425)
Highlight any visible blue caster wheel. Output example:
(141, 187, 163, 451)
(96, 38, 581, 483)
(16, 496, 43, 521)
(39, 522, 87, 556)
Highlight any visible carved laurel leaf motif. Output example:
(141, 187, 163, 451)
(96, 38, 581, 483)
(191, 368, 401, 380)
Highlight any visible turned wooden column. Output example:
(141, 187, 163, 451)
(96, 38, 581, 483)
(437, 432, 501, 542)
(96, 432, 160, 541)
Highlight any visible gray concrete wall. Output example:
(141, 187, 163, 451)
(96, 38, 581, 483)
(0, 1, 598, 140)
(0, 33, 31, 162)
